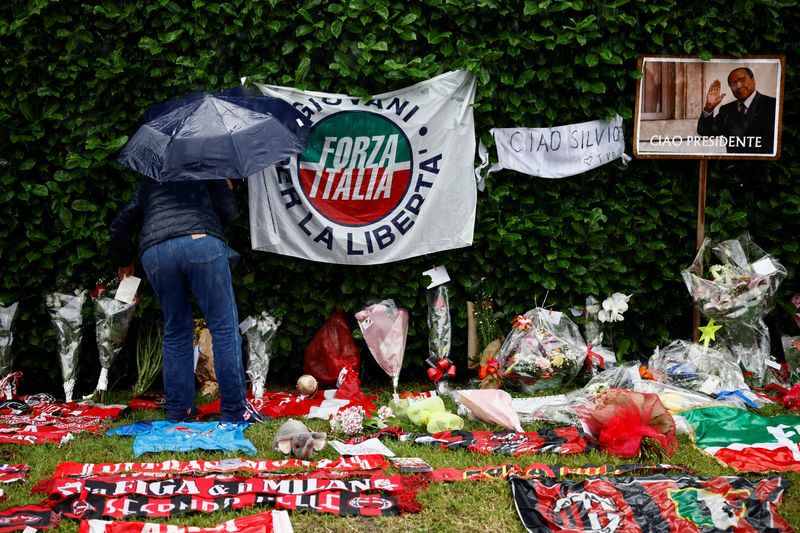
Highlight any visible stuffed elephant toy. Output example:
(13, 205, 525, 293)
(272, 419, 327, 460)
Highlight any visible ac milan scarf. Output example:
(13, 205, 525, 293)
(126, 394, 166, 412)
(79, 510, 293, 532)
(509, 474, 792, 532)
(106, 421, 256, 457)
(56, 488, 419, 519)
(0, 464, 28, 484)
(50, 455, 388, 479)
(413, 428, 595, 456)
(0, 505, 60, 531)
(48, 473, 409, 500)
(432, 463, 692, 482)
(197, 391, 376, 420)
(0, 428, 73, 445)
(0, 398, 125, 445)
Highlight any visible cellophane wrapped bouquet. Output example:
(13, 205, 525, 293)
(0, 302, 19, 399)
(681, 233, 786, 385)
(0, 302, 19, 379)
(781, 336, 800, 385)
(648, 339, 749, 397)
(497, 308, 586, 393)
(92, 281, 137, 393)
(243, 311, 281, 399)
(46, 290, 86, 402)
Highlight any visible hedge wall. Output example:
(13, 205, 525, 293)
(1, 0, 798, 394)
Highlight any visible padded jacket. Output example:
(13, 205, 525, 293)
(109, 178, 238, 267)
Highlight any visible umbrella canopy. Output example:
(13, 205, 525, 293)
(118, 88, 311, 181)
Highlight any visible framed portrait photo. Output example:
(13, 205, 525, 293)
(633, 56, 784, 159)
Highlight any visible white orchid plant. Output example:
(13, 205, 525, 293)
(598, 292, 630, 323)
(596, 292, 632, 361)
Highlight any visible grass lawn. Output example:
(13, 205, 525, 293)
(2, 385, 798, 532)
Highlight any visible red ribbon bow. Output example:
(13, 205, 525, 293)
(585, 345, 605, 370)
(426, 357, 456, 383)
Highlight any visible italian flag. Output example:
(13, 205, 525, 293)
(682, 406, 800, 472)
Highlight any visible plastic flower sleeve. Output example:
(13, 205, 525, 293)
(46, 291, 86, 402)
(648, 339, 749, 397)
(0, 302, 19, 378)
(427, 284, 451, 361)
(497, 308, 588, 393)
(93, 293, 137, 392)
(242, 311, 281, 399)
(781, 335, 800, 384)
(682, 234, 786, 321)
(681, 234, 785, 385)
(355, 300, 408, 397)
(426, 284, 454, 393)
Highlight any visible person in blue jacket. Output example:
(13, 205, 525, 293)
(110, 177, 264, 424)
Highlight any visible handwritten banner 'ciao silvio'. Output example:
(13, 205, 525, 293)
(248, 71, 478, 265)
(477, 116, 629, 180)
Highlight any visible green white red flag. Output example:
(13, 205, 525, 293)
(681, 406, 800, 472)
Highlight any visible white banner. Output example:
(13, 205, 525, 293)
(476, 116, 630, 180)
(249, 71, 477, 265)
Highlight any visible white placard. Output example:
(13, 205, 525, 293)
(328, 438, 395, 457)
(239, 315, 256, 334)
(422, 265, 450, 289)
(115, 276, 140, 304)
(752, 257, 778, 276)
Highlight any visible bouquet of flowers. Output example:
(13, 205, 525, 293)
(46, 290, 86, 402)
(781, 336, 800, 385)
(681, 233, 786, 385)
(426, 284, 453, 392)
(648, 339, 748, 396)
(242, 311, 281, 399)
(329, 405, 395, 437)
(355, 300, 408, 397)
(577, 388, 678, 459)
(91, 281, 137, 394)
(497, 308, 586, 393)
(0, 302, 19, 380)
(682, 234, 785, 322)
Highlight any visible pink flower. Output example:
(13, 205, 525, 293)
(535, 357, 551, 371)
(330, 406, 366, 436)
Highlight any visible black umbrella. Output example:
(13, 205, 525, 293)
(118, 87, 311, 181)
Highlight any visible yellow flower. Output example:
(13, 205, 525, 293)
(551, 354, 566, 368)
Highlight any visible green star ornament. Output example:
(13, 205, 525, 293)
(698, 319, 723, 350)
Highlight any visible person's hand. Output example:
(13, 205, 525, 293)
(118, 264, 134, 279)
(704, 79, 725, 113)
(226, 178, 233, 190)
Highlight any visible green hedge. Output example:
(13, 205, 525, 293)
(1, 0, 798, 394)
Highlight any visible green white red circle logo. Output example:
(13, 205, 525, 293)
(297, 111, 412, 226)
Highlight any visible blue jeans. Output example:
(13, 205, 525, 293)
(141, 234, 246, 422)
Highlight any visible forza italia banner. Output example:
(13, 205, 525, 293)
(681, 406, 800, 472)
(509, 475, 792, 532)
(249, 70, 477, 265)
